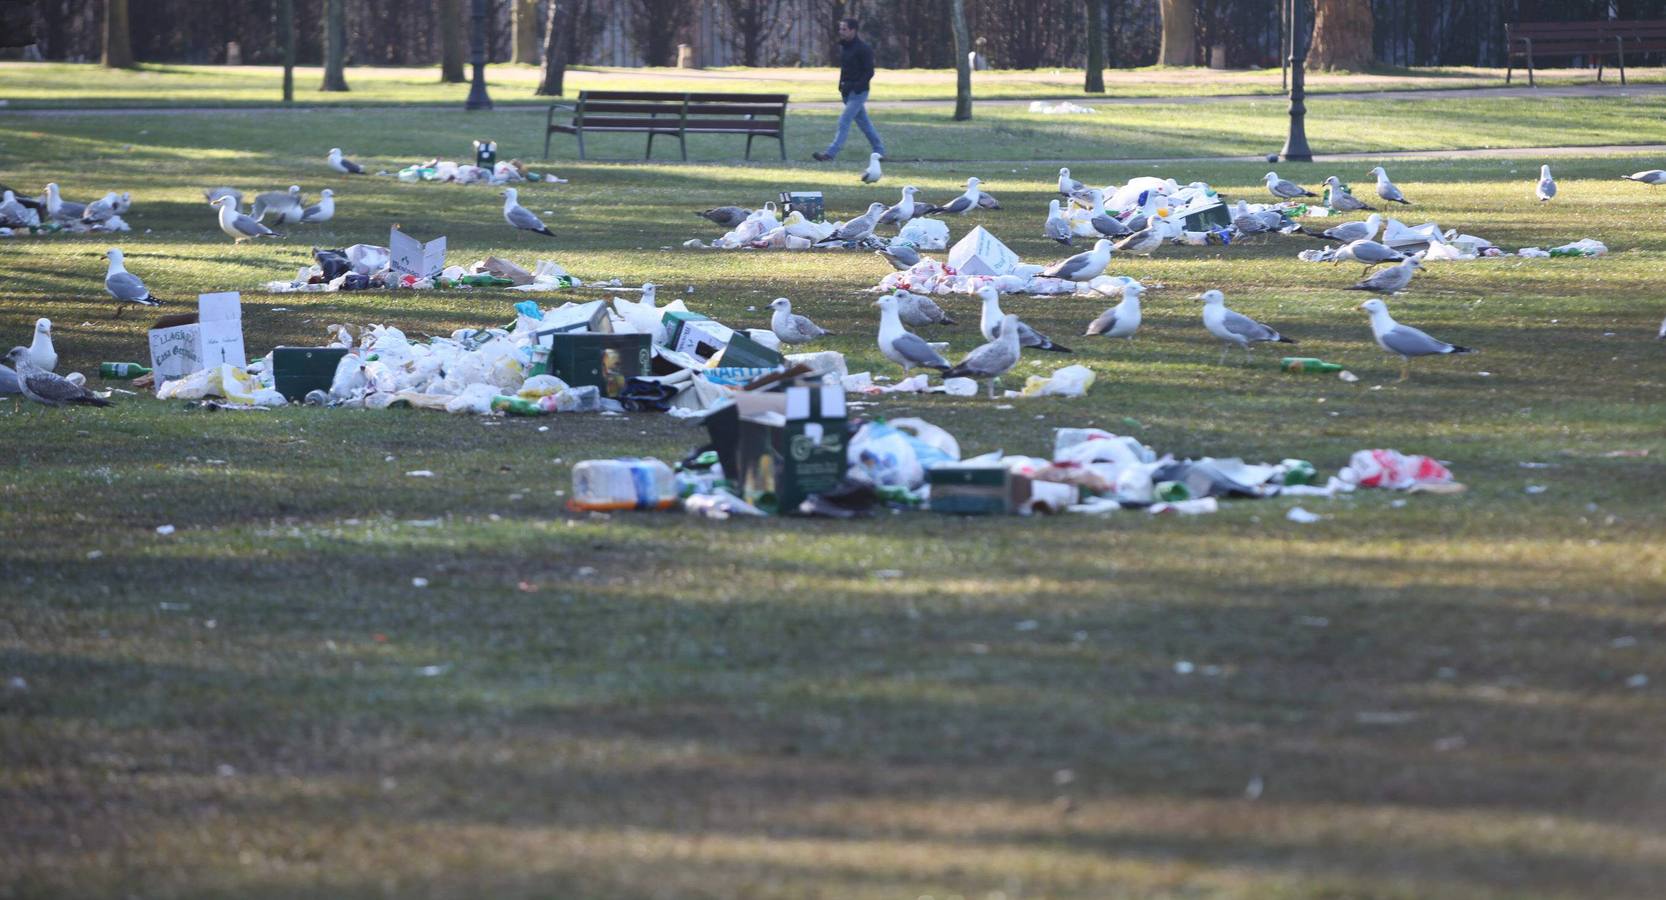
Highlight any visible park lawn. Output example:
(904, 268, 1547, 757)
(2, 104, 1666, 898)
(4, 61, 1666, 108)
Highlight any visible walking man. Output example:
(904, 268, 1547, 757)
(813, 18, 887, 162)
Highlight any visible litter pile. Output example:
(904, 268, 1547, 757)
(394, 158, 564, 186)
(876, 226, 1139, 296)
(0, 185, 135, 236)
(684, 195, 951, 253)
(264, 245, 585, 294)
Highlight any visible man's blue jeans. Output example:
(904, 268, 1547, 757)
(825, 91, 885, 158)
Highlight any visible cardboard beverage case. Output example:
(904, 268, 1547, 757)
(779, 190, 825, 221)
(271, 347, 350, 401)
(542, 333, 652, 397)
(148, 292, 246, 381)
(947, 226, 1020, 276)
(389, 227, 447, 280)
(663, 310, 783, 368)
(534, 300, 612, 342)
(703, 383, 848, 514)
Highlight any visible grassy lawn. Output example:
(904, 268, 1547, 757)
(5, 61, 1665, 108)
(3, 100, 1666, 898)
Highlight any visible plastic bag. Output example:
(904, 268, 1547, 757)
(445, 382, 498, 415)
(517, 373, 569, 398)
(896, 217, 950, 251)
(1338, 449, 1452, 489)
(847, 422, 924, 488)
(1021, 364, 1096, 398)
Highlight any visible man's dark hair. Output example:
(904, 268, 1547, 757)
(840, 17, 859, 32)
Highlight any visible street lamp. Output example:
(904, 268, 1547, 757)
(465, 0, 493, 111)
(1280, 0, 1312, 162)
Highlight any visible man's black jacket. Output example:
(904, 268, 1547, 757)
(838, 37, 874, 99)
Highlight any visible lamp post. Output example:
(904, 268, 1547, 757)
(1280, 0, 1312, 162)
(465, 0, 493, 110)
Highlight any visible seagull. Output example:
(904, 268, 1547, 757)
(1114, 219, 1175, 256)
(1332, 239, 1405, 276)
(829, 202, 887, 242)
(975, 188, 1001, 209)
(1231, 199, 1288, 236)
(1536, 164, 1556, 202)
(42, 183, 85, 222)
(204, 187, 244, 211)
(1322, 176, 1375, 212)
(1265, 171, 1318, 200)
(1347, 254, 1423, 293)
(923, 177, 982, 216)
(1367, 166, 1411, 204)
(874, 294, 951, 376)
(23, 318, 56, 371)
(111, 192, 133, 216)
(893, 289, 955, 327)
(767, 297, 831, 346)
(1079, 189, 1133, 238)
(977, 286, 1070, 352)
(1623, 169, 1666, 184)
(875, 243, 921, 270)
(1321, 212, 1383, 245)
(327, 147, 366, 175)
(501, 187, 555, 237)
(80, 191, 120, 225)
(252, 186, 303, 223)
(4, 347, 111, 409)
(1041, 238, 1112, 281)
(1196, 289, 1297, 363)
(861, 152, 883, 184)
(1084, 282, 1144, 342)
(876, 186, 919, 227)
(0, 190, 33, 227)
(696, 206, 751, 227)
(103, 248, 164, 317)
(1044, 199, 1073, 246)
(0, 361, 18, 401)
(1359, 297, 1473, 382)
(300, 188, 335, 223)
(212, 196, 283, 244)
(944, 313, 1022, 399)
(1058, 167, 1087, 196)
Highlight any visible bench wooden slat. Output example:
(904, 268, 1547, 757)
(683, 104, 787, 117)
(1505, 19, 1663, 86)
(545, 90, 789, 162)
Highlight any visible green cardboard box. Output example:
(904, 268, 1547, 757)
(703, 383, 848, 515)
(928, 466, 1029, 515)
(662, 309, 783, 369)
(541, 332, 651, 397)
(271, 347, 349, 401)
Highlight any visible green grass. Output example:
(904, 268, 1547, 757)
(3, 100, 1666, 899)
(5, 61, 1666, 109)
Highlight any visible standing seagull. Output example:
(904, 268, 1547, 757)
(893, 289, 955, 327)
(1347, 255, 1423, 294)
(945, 314, 1023, 399)
(327, 148, 366, 175)
(42, 184, 86, 222)
(767, 298, 831, 346)
(696, 206, 751, 227)
(103, 248, 164, 317)
(861, 152, 883, 184)
(501, 187, 555, 237)
(1623, 169, 1666, 184)
(1322, 176, 1375, 212)
(1041, 239, 1113, 281)
(874, 294, 951, 376)
(1536, 164, 1557, 202)
(1232, 199, 1287, 236)
(1367, 166, 1412, 205)
(977, 286, 1070, 352)
(212, 196, 282, 244)
(1359, 297, 1473, 382)
(300, 188, 335, 223)
(4, 347, 111, 408)
(1044, 199, 1073, 246)
(80, 192, 120, 225)
(875, 243, 920, 270)
(829, 202, 887, 242)
(1320, 213, 1383, 245)
(876, 186, 919, 227)
(1079, 188, 1133, 238)
(1332, 239, 1405, 277)
(1058, 167, 1087, 196)
(1084, 282, 1144, 342)
(1265, 171, 1318, 200)
(252, 186, 303, 223)
(923, 177, 982, 216)
(1197, 289, 1297, 363)
(1114, 219, 1176, 257)
(23, 318, 57, 371)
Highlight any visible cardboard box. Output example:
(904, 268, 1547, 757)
(928, 465, 1015, 515)
(271, 347, 350, 401)
(389, 227, 446, 280)
(1176, 201, 1231, 232)
(147, 292, 246, 381)
(663, 310, 783, 368)
(703, 383, 848, 514)
(947, 225, 1020, 276)
(779, 190, 825, 221)
(709, 332, 784, 369)
(541, 333, 651, 397)
(534, 300, 612, 343)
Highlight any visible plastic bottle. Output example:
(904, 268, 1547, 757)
(1280, 357, 1344, 373)
(1279, 459, 1318, 486)
(460, 274, 515, 287)
(100, 361, 152, 379)
(569, 458, 678, 511)
(1154, 481, 1191, 502)
(491, 395, 546, 416)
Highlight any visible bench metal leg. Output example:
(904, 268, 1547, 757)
(777, 133, 786, 161)
(680, 132, 687, 162)
(1506, 58, 1513, 85)
(745, 134, 754, 161)
(1617, 37, 1627, 85)
(645, 131, 656, 160)
(1526, 41, 1536, 87)
(544, 128, 552, 161)
(577, 129, 586, 160)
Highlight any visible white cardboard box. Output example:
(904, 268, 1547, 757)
(390, 227, 447, 279)
(147, 292, 246, 381)
(947, 226, 1020, 276)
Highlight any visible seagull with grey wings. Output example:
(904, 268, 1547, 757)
(23, 318, 56, 372)
(977, 286, 1070, 353)
(212, 195, 282, 243)
(892, 289, 954, 327)
(1084, 282, 1144, 343)
(1057, 167, 1087, 196)
(1359, 297, 1473, 381)
(1196, 289, 1297, 363)
(1623, 169, 1666, 184)
(501, 187, 555, 237)
(103, 248, 164, 317)
(0, 190, 35, 228)
(861, 152, 883, 184)
(827, 202, 887, 242)
(252, 185, 304, 223)
(1322, 176, 1375, 212)
(5, 347, 111, 409)
(300, 188, 335, 223)
(1536, 164, 1557, 201)
(1332, 238, 1405, 276)
(1320, 212, 1382, 245)
(1231, 199, 1288, 236)
(1347, 254, 1423, 294)
(876, 186, 919, 227)
(767, 298, 831, 346)
(1367, 166, 1411, 204)
(922, 177, 982, 216)
(1115, 218, 1177, 256)
(1077, 189, 1134, 238)
(1044, 199, 1073, 246)
(80, 192, 120, 225)
(1265, 171, 1318, 200)
(875, 243, 920, 270)
(945, 313, 1022, 399)
(696, 206, 751, 227)
(327, 147, 366, 175)
(873, 294, 951, 377)
(1041, 239, 1112, 281)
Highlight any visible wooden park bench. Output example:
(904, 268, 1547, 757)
(544, 91, 789, 161)
(1506, 19, 1666, 86)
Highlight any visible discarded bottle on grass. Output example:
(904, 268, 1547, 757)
(490, 395, 545, 416)
(1279, 459, 1318, 486)
(1280, 357, 1344, 374)
(1154, 481, 1191, 502)
(459, 274, 515, 287)
(100, 361, 152, 379)
(570, 458, 679, 511)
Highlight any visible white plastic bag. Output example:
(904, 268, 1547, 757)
(1022, 364, 1096, 398)
(896, 217, 950, 251)
(847, 422, 925, 488)
(445, 382, 498, 415)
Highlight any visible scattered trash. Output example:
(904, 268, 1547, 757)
(405, 470, 435, 478)
(1029, 100, 1096, 114)
(1338, 449, 1462, 492)
(1286, 506, 1323, 523)
(155, 524, 175, 535)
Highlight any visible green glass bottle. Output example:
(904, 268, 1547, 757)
(1280, 357, 1344, 373)
(490, 395, 545, 416)
(100, 361, 152, 379)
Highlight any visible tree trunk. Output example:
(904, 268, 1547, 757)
(1308, 0, 1373, 71)
(1158, 0, 1194, 66)
(512, 0, 539, 64)
(279, 0, 294, 102)
(1084, 0, 1104, 93)
(321, 0, 349, 91)
(536, 0, 567, 95)
(440, 0, 465, 82)
(102, 0, 134, 68)
(950, 0, 972, 120)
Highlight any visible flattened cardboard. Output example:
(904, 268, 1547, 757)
(389, 227, 447, 280)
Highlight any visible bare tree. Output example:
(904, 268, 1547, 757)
(629, 0, 692, 66)
(1158, 0, 1194, 66)
(102, 0, 134, 68)
(513, 0, 539, 63)
(722, 0, 786, 67)
(440, 0, 465, 81)
(537, 0, 568, 95)
(321, 0, 349, 91)
(1085, 0, 1104, 92)
(950, 0, 971, 120)
(1308, 0, 1373, 71)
